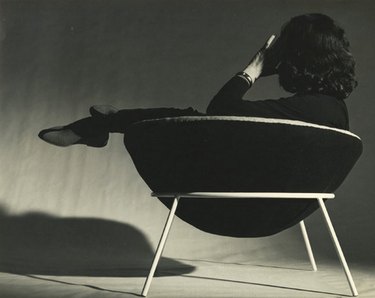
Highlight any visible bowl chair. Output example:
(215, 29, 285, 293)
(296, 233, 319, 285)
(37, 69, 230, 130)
(123, 116, 362, 296)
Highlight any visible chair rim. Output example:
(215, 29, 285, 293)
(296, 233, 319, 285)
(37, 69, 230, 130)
(134, 116, 361, 140)
(152, 192, 335, 199)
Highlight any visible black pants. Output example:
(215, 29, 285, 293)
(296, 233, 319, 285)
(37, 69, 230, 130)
(69, 107, 204, 137)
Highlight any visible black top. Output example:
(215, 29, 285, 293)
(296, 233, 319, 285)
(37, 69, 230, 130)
(206, 76, 349, 130)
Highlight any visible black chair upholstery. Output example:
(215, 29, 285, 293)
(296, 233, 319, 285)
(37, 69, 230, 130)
(124, 116, 362, 237)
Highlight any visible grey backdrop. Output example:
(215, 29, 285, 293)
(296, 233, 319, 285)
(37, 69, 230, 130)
(0, 0, 374, 278)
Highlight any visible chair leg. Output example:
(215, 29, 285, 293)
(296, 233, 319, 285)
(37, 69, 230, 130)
(299, 220, 317, 271)
(317, 198, 358, 297)
(141, 196, 180, 297)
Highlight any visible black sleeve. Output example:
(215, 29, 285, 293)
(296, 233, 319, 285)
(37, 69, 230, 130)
(206, 75, 292, 119)
(206, 76, 251, 115)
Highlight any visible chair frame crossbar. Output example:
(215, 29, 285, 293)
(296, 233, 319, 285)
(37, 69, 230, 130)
(141, 192, 358, 297)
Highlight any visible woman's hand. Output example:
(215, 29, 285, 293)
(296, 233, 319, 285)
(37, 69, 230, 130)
(243, 35, 277, 82)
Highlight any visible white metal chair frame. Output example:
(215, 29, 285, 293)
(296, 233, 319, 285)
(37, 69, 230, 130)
(141, 192, 358, 297)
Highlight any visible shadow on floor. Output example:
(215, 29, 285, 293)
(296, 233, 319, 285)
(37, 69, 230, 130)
(25, 274, 144, 297)
(0, 206, 195, 277)
(179, 274, 353, 297)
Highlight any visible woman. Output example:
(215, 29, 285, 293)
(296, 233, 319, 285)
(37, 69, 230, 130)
(39, 13, 357, 147)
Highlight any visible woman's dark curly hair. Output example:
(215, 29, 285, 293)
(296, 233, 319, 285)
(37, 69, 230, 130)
(277, 13, 357, 99)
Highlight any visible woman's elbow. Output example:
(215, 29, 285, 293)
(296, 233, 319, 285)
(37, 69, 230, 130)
(206, 102, 215, 115)
(206, 98, 221, 115)
(206, 97, 231, 115)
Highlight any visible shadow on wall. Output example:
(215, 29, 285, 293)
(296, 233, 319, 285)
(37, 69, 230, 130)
(0, 205, 195, 277)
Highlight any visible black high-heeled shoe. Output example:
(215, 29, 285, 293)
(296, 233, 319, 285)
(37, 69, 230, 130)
(38, 126, 109, 148)
(89, 105, 119, 119)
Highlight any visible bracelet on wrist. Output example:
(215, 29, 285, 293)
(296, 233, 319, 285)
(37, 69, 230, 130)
(236, 71, 254, 86)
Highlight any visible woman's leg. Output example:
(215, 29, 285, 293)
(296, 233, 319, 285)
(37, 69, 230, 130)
(39, 106, 203, 147)
(104, 107, 203, 133)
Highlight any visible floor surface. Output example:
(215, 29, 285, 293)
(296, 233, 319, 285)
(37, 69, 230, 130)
(1, 259, 374, 298)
